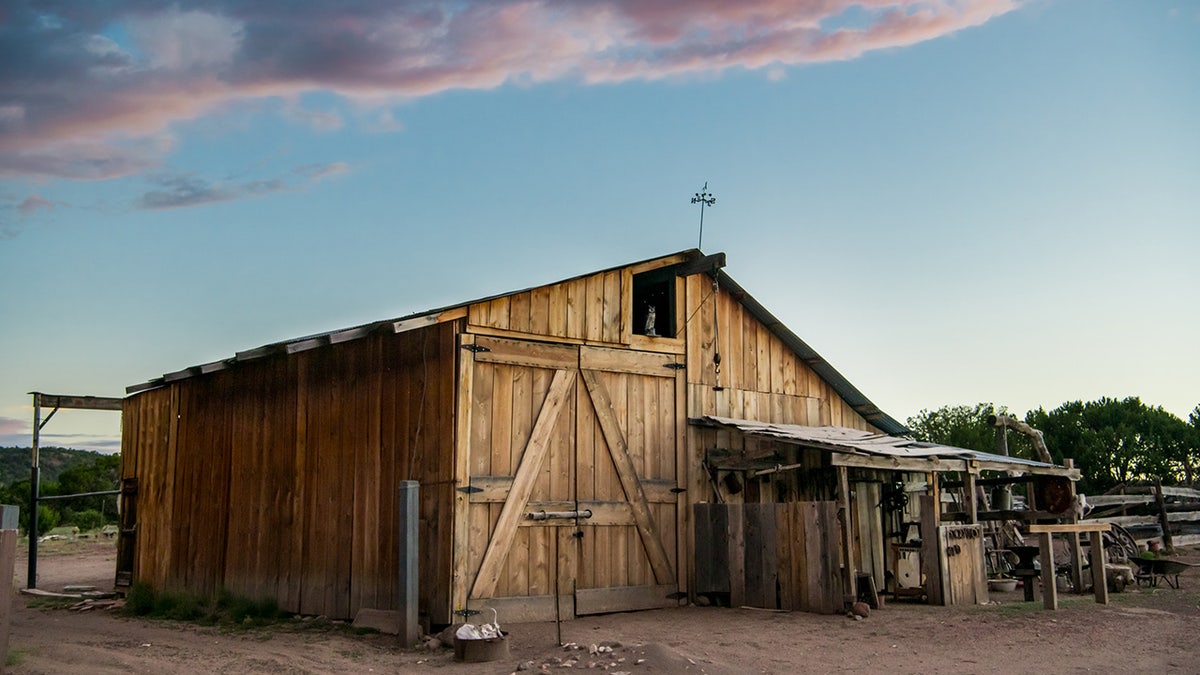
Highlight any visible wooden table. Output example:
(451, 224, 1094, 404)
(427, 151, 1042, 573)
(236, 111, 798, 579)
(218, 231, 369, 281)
(1027, 523, 1111, 610)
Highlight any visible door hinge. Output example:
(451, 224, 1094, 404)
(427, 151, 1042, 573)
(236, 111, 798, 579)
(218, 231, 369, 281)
(663, 363, 686, 370)
(670, 487, 687, 494)
(461, 344, 491, 353)
(456, 485, 483, 494)
(454, 608, 481, 618)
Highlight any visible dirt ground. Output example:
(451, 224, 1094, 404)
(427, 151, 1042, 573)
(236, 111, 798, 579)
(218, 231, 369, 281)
(6, 539, 1199, 674)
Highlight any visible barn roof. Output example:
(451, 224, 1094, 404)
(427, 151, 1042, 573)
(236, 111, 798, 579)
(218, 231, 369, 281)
(127, 250, 908, 435)
(692, 416, 1072, 474)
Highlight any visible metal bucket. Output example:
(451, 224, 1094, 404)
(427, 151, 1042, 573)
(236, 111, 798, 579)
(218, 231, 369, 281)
(453, 608, 509, 663)
(454, 632, 510, 662)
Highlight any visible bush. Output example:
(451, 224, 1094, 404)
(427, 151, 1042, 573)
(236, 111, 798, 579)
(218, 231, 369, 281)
(35, 505, 59, 533)
(71, 509, 105, 531)
(124, 582, 156, 615)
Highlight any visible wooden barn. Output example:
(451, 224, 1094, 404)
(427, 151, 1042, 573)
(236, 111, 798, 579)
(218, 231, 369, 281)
(118, 250, 1078, 626)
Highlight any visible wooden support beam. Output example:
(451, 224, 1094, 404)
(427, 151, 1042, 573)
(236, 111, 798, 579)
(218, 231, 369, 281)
(1039, 531, 1057, 610)
(837, 466, 856, 607)
(30, 393, 122, 411)
(964, 468, 978, 525)
(919, 494, 943, 606)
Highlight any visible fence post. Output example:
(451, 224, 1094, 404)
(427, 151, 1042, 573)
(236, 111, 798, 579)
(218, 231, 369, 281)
(398, 481, 419, 647)
(1, 516, 19, 669)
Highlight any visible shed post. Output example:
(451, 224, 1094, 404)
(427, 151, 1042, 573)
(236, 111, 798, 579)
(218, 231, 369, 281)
(398, 480, 419, 647)
(836, 466, 856, 607)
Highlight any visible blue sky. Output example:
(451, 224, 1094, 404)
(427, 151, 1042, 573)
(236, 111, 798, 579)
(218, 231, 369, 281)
(1, 0, 1197, 452)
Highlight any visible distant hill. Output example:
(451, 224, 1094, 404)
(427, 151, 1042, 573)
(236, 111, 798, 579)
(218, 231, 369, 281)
(0, 446, 118, 486)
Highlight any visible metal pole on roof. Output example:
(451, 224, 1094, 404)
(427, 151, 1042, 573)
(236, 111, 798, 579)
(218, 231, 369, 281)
(691, 182, 716, 251)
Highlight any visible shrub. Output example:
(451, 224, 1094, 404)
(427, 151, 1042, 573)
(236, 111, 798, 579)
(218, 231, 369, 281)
(124, 582, 156, 615)
(35, 505, 59, 533)
(71, 509, 105, 531)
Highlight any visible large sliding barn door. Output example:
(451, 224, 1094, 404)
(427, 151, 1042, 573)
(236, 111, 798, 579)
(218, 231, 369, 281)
(459, 336, 681, 621)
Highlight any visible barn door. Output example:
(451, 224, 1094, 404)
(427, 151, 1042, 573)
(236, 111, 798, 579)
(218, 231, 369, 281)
(459, 337, 681, 621)
(573, 346, 681, 615)
(461, 336, 579, 622)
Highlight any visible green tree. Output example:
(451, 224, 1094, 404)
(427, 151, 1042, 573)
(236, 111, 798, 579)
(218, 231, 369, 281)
(906, 402, 1033, 458)
(1027, 397, 1195, 494)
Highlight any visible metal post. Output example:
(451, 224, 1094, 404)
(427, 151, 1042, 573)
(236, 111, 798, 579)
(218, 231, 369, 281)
(397, 480, 419, 647)
(28, 395, 40, 589)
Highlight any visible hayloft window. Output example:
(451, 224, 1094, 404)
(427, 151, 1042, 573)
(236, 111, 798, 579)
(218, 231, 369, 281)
(632, 269, 676, 338)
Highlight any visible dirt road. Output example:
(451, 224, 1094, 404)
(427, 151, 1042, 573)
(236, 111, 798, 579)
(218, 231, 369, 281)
(7, 539, 1199, 674)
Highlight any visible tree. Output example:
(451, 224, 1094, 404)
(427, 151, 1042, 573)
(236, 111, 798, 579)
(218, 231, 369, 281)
(906, 402, 1033, 458)
(1027, 397, 1196, 494)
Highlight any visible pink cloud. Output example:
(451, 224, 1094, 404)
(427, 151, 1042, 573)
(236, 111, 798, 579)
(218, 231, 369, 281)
(18, 195, 54, 216)
(0, 1, 1019, 181)
(0, 417, 25, 436)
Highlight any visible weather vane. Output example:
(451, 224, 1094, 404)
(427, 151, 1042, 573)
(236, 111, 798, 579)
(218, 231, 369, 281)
(691, 181, 716, 250)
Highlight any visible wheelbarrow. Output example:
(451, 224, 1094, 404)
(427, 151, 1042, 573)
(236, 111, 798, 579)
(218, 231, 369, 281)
(1130, 557, 1197, 589)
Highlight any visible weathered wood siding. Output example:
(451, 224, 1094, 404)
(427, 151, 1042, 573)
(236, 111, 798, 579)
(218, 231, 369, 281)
(120, 322, 459, 622)
(684, 274, 875, 430)
(465, 254, 690, 350)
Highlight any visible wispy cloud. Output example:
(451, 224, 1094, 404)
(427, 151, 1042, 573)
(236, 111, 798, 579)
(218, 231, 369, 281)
(18, 195, 55, 216)
(1, 1, 1019, 181)
(296, 162, 350, 180)
(136, 160, 348, 210)
(138, 173, 285, 210)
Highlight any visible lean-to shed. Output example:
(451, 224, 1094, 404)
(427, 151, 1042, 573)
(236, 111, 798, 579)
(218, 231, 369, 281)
(119, 250, 914, 624)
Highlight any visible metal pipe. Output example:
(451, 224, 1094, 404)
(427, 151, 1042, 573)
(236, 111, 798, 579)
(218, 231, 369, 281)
(37, 489, 122, 501)
(28, 394, 40, 589)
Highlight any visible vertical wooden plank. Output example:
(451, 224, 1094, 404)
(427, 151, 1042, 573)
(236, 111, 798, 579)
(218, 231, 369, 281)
(1040, 532, 1058, 610)
(602, 270, 621, 344)
(769, 336, 785, 395)
(775, 504, 793, 611)
(837, 466, 855, 608)
(755, 323, 771, 393)
(1090, 533, 1109, 605)
(683, 275, 703, 384)
(510, 291, 531, 334)
(919, 494, 943, 606)
(740, 310, 757, 391)
(488, 297, 511, 330)
(744, 504, 764, 607)
(530, 285, 551, 336)
(451, 334, 477, 616)
(727, 504, 745, 607)
(565, 280, 584, 340)
(549, 283, 568, 338)
(620, 268, 633, 344)
(693, 504, 714, 593)
(586, 273, 604, 343)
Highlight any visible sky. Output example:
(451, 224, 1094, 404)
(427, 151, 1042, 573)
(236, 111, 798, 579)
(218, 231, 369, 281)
(1, 0, 1197, 453)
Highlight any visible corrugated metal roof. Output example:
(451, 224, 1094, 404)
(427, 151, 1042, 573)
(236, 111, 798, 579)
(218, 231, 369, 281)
(695, 415, 1057, 469)
(124, 251, 907, 435)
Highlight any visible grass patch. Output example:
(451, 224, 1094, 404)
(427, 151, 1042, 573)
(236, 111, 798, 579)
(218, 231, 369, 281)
(5, 647, 30, 667)
(25, 595, 81, 610)
(121, 582, 289, 628)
